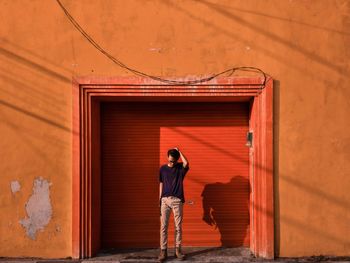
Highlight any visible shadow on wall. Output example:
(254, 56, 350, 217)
(195, 0, 346, 76)
(161, 0, 349, 88)
(0, 47, 71, 83)
(201, 176, 250, 246)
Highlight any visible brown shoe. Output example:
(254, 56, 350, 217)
(175, 246, 186, 260)
(158, 249, 167, 262)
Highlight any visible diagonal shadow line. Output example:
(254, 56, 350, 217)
(208, 4, 350, 36)
(168, 127, 350, 211)
(253, 162, 350, 210)
(0, 85, 68, 124)
(0, 81, 68, 119)
(169, 126, 249, 165)
(168, 124, 276, 178)
(251, 158, 350, 213)
(0, 99, 77, 135)
(162, 1, 348, 84)
(279, 174, 350, 211)
(253, 202, 350, 246)
(1, 109, 70, 148)
(197, 0, 346, 76)
(168, 127, 249, 187)
(0, 38, 74, 73)
(0, 47, 71, 83)
(0, 71, 68, 106)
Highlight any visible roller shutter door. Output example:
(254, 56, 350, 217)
(101, 102, 250, 248)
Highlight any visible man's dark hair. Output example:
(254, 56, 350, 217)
(168, 149, 180, 160)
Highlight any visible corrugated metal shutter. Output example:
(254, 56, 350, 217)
(101, 102, 250, 248)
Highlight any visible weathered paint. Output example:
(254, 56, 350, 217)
(19, 177, 52, 240)
(10, 181, 21, 194)
(0, 0, 350, 258)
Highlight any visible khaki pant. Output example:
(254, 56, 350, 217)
(160, 196, 183, 249)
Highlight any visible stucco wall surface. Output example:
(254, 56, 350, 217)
(0, 0, 349, 258)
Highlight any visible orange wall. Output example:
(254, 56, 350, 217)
(1, 0, 349, 258)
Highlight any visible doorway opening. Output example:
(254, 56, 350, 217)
(72, 77, 273, 259)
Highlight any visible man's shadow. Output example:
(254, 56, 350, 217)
(201, 176, 250, 247)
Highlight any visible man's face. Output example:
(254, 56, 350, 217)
(167, 155, 178, 167)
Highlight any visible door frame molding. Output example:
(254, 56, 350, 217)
(72, 76, 273, 259)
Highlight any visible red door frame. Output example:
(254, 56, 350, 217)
(72, 76, 273, 259)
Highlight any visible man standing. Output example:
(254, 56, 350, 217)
(158, 147, 189, 262)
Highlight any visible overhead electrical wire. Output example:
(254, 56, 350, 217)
(55, 0, 268, 86)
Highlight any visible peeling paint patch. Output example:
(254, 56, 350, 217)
(19, 177, 52, 240)
(10, 180, 21, 193)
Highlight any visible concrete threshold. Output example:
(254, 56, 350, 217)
(1, 247, 350, 262)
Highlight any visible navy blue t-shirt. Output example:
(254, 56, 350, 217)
(159, 163, 189, 203)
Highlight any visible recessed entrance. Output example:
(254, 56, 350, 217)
(72, 77, 273, 259)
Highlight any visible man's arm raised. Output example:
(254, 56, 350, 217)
(175, 147, 189, 168)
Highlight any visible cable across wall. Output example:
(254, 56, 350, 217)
(55, 0, 268, 87)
